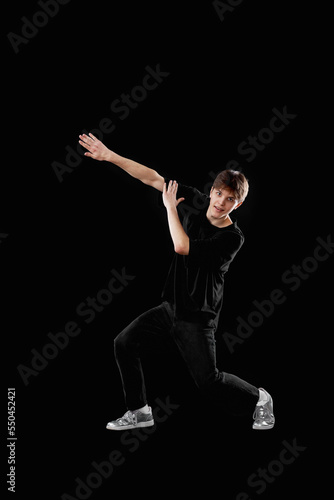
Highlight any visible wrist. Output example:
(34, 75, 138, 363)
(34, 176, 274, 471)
(105, 150, 122, 164)
(166, 204, 178, 213)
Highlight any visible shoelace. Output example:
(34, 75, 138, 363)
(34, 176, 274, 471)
(253, 404, 272, 421)
(117, 411, 137, 426)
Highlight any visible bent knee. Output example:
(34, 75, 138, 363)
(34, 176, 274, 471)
(193, 370, 221, 390)
(114, 330, 136, 356)
(114, 333, 125, 354)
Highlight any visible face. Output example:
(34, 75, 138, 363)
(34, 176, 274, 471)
(207, 186, 242, 225)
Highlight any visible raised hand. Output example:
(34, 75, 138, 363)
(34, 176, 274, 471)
(162, 180, 185, 210)
(78, 133, 112, 161)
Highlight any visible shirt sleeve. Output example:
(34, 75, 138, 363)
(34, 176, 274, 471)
(188, 230, 244, 269)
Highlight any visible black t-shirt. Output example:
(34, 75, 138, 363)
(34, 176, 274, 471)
(161, 180, 244, 326)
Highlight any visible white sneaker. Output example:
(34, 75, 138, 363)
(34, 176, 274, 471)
(252, 388, 275, 430)
(106, 408, 154, 431)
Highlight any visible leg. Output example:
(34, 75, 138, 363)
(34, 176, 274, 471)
(114, 302, 174, 411)
(172, 319, 259, 416)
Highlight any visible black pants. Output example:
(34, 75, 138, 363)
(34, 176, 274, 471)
(114, 301, 259, 416)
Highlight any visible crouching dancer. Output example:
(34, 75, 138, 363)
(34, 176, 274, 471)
(78, 133, 275, 431)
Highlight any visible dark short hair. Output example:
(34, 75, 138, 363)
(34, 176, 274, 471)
(212, 170, 249, 202)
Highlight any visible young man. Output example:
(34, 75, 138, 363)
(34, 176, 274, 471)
(78, 133, 275, 431)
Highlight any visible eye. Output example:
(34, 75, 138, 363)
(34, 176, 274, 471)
(228, 197, 235, 202)
(216, 191, 222, 196)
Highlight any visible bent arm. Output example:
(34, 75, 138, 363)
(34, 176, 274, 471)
(165, 206, 190, 255)
(163, 180, 189, 255)
(78, 133, 165, 191)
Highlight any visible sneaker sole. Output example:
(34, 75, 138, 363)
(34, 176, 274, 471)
(106, 420, 155, 431)
(252, 423, 275, 430)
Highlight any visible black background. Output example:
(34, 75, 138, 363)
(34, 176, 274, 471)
(2, 1, 331, 499)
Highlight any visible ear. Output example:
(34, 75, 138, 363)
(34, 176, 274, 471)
(234, 201, 243, 210)
(209, 186, 214, 197)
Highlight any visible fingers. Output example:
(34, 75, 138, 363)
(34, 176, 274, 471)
(78, 138, 91, 152)
(176, 197, 185, 206)
(163, 180, 178, 195)
(80, 133, 96, 142)
(167, 180, 178, 192)
(162, 180, 183, 209)
(78, 133, 97, 150)
(79, 133, 93, 143)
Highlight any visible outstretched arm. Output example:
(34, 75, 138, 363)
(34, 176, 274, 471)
(162, 180, 189, 255)
(78, 133, 165, 191)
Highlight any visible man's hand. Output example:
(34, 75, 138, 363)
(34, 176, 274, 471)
(162, 181, 185, 210)
(78, 133, 113, 162)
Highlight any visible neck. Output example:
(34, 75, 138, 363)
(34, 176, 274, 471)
(206, 209, 232, 228)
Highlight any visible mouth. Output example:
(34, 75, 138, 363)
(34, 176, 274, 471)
(214, 206, 224, 213)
